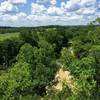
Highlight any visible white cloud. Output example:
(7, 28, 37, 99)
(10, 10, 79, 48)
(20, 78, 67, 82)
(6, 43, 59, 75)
(47, 6, 64, 15)
(62, 0, 80, 12)
(98, 2, 100, 9)
(1, 12, 26, 22)
(16, 12, 27, 19)
(0, 12, 99, 26)
(31, 3, 46, 15)
(8, 0, 27, 4)
(69, 14, 83, 20)
(31, 2, 64, 16)
(51, 0, 57, 5)
(61, 2, 66, 8)
(0, 1, 17, 13)
(76, 7, 96, 15)
(36, 0, 49, 4)
(62, 0, 96, 12)
(80, 0, 96, 7)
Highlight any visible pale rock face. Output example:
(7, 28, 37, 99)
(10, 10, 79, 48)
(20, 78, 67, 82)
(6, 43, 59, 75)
(53, 67, 74, 91)
(53, 82, 63, 91)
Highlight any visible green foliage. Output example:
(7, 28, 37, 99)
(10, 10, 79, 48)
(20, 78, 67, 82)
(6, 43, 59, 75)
(0, 33, 19, 41)
(58, 47, 75, 66)
(89, 45, 100, 62)
(17, 43, 34, 64)
(19, 29, 38, 46)
(44, 86, 72, 100)
(0, 62, 33, 100)
(0, 38, 24, 68)
(58, 46, 97, 100)
(16, 42, 57, 96)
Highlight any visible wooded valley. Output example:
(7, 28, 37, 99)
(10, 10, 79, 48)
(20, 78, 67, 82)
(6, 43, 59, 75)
(0, 19, 100, 100)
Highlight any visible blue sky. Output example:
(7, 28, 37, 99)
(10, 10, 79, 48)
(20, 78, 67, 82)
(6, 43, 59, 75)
(0, 0, 100, 26)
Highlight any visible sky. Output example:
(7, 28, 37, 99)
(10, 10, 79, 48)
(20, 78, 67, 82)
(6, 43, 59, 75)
(0, 0, 100, 26)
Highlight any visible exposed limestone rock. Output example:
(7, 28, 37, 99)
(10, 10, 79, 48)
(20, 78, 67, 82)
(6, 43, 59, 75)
(52, 66, 74, 91)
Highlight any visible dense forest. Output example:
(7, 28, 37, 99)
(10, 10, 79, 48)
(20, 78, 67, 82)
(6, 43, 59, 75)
(0, 18, 100, 100)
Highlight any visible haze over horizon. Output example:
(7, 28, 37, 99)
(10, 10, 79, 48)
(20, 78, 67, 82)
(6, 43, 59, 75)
(0, 0, 100, 26)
